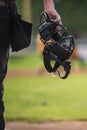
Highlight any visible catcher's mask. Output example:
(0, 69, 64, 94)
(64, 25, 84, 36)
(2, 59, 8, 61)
(38, 12, 75, 79)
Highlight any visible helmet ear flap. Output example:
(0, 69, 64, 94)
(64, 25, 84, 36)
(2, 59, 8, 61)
(43, 50, 53, 73)
(43, 44, 60, 73)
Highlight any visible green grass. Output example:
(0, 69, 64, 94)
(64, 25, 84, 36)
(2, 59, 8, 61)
(4, 74, 87, 122)
(4, 52, 87, 122)
(8, 52, 41, 70)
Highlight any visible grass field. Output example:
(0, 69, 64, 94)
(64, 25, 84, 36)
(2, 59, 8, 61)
(4, 52, 87, 122)
(8, 52, 41, 70)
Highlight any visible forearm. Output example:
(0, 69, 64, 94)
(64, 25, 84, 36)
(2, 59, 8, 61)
(43, 0, 55, 10)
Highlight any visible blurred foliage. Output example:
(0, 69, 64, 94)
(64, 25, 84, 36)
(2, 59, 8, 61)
(16, 0, 87, 37)
(59, 0, 87, 35)
(16, 0, 22, 14)
(31, 0, 44, 36)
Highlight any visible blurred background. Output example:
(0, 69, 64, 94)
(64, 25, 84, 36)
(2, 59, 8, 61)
(15, 0, 87, 67)
(4, 0, 87, 124)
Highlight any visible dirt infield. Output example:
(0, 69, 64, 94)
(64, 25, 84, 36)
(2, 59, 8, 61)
(6, 68, 87, 78)
(6, 121, 87, 130)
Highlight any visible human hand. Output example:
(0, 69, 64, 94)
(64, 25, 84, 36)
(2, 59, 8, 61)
(45, 8, 62, 24)
(43, 0, 62, 24)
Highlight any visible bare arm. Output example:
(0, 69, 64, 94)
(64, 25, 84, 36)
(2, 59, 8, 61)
(43, 0, 61, 23)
